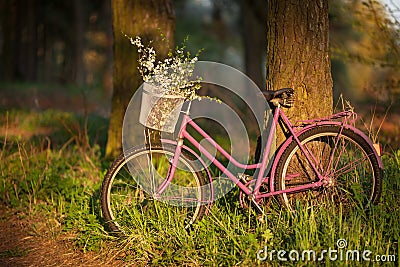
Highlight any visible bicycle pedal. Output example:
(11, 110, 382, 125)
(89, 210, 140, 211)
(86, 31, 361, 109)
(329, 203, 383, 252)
(238, 173, 252, 183)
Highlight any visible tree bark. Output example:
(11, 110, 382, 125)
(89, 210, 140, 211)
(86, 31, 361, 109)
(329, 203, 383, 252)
(106, 0, 175, 159)
(266, 0, 333, 143)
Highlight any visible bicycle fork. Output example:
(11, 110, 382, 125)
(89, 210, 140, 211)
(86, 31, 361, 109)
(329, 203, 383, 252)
(153, 104, 191, 198)
(153, 137, 184, 198)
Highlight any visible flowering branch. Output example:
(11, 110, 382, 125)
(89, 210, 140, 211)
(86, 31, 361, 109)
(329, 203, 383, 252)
(128, 35, 203, 101)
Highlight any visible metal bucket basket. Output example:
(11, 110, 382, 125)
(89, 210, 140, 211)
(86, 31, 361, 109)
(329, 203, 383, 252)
(139, 84, 185, 133)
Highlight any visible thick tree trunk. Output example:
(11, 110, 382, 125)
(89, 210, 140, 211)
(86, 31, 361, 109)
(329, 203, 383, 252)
(106, 0, 175, 159)
(241, 0, 267, 90)
(266, 0, 333, 143)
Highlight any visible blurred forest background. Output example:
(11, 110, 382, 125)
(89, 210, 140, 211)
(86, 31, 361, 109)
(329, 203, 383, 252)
(0, 0, 399, 149)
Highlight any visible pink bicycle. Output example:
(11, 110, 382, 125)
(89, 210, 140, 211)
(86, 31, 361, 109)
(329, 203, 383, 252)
(100, 88, 383, 234)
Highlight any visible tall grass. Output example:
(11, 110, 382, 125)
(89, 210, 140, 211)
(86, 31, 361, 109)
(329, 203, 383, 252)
(0, 110, 398, 266)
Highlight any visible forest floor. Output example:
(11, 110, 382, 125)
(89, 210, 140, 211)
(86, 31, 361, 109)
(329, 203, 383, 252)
(0, 208, 123, 267)
(0, 84, 118, 266)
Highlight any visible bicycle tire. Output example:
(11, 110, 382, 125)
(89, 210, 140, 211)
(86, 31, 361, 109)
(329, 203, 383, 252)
(100, 143, 208, 235)
(275, 125, 382, 211)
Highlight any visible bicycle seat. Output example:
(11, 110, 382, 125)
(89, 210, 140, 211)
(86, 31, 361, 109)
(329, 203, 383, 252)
(262, 88, 295, 107)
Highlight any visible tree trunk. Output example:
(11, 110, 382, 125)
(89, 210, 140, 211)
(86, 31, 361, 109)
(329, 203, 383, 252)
(266, 0, 333, 143)
(106, 0, 175, 159)
(101, 0, 114, 95)
(241, 0, 267, 90)
(16, 0, 38, 81)
(0, 0, 18, 81)
(73, 0, 86, 86)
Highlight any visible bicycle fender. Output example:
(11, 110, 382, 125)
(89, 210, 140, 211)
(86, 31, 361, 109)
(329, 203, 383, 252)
(269, 122, 383, 192)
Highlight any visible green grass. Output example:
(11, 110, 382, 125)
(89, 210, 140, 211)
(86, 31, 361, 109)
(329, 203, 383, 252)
(0, 248, 30, 258)
(0, 109, 399, 266)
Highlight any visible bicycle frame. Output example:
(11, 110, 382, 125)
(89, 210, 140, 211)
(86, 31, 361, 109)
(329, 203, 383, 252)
(154, 102, 383, 203)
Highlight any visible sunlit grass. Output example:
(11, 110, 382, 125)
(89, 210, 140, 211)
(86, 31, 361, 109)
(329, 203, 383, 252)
(0, 109, 398, 265)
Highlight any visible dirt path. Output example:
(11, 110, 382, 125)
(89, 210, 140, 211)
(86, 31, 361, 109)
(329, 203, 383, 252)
(0, 209, 123, 267)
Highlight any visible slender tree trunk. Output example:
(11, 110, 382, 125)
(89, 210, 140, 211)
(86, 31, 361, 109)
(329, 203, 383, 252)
(102, 0, 114, 95)
(24, 0, 37, 81)
(73, 0, 86, 86)
(42, 28, 53, 83)
(15, 0, 38, 81)
(266, 0, 333, 143)
(106, 0, 175, 159)
(0, 0, 18, 81)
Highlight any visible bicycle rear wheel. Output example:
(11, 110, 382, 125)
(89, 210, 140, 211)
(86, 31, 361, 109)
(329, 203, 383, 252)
(275, 125, 382, 211)
(100, 144, 208, 235)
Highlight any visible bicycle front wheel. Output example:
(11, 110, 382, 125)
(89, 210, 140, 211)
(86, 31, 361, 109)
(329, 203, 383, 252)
(275, 125, 382, 211)
(100, 144, 208, 235)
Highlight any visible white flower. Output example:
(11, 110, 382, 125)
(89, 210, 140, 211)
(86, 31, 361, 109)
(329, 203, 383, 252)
(128, 35, 209, 101)
(130, 36, 144, 48)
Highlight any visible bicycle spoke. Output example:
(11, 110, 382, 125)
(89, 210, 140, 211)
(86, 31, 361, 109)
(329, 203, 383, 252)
(100, 144, 208, 234)
(330, 154, 370, 177)
(276, 125, 381, 212)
